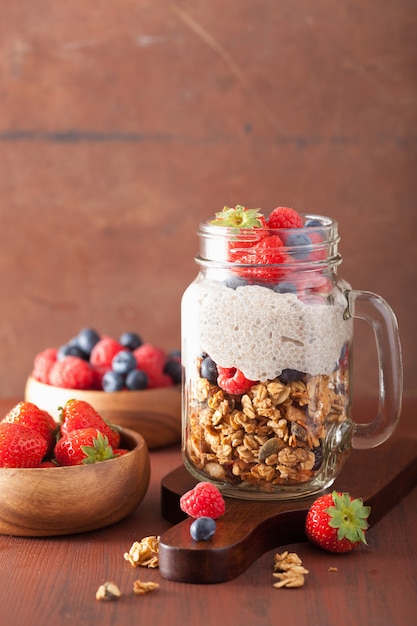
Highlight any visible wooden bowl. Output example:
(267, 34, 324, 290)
(0, 427, 150, 537)
(24, 376, 181, 449)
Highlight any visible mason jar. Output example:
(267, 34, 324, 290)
(181, 213, 402, 500)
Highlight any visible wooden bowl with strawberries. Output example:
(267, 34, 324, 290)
(24, 329, 182, 450)
(0, 424, 150, 537)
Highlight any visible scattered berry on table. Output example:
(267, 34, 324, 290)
(190, 516, 217, 541)
(112, 350, 137, 375)
(119, 331, 143, 351)
(49, 355, 94, 390)
(217, 366, 255, 395)
(180, 481, 226, 519)
(59, 398, 121, 448)
(0, 422, 48, 468)
(267, 206, 303, 229)
(54, 428, 116, 466)
(200, 356, 218, 385)
(305, 491, 371, 553)
(125, 369, 148, 390)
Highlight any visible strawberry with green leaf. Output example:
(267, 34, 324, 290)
(54, 428, 117, 466)
(59, 399, 121, 449)
(305, 491, 371, 553)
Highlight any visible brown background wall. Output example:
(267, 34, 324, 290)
(0, 1, 415, 400)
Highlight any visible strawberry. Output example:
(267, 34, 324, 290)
(59, 399, 121, 449)
(217, 366, 255, 395)
(54, 428, 116, 466)
(233, 235, 291, 282)
(0, 422, 48, 468)
(305, 491, 371, 553)
(3, 401, 57, 455)
(49, 356, 94, 390)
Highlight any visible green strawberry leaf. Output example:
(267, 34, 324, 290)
(210, 205, 264, 228)
(326, 491, 371, 545)
(81, 431, 116, 464)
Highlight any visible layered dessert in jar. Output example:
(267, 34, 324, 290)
(181, 206, 354, 499)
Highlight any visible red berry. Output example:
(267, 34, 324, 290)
(32, 348, 58, 384)
(217, 366, 255, 395)
(233, 235, 290, 282)
(133, 343, 169, 388)
(180, 482, 226, 519)
(54, 428, 116, 466)
(49, 356, 94, 390)
(59, 399, 121, 449)
(90, 337, 124, 369)
(267, 207, 303, 229)
(3, 401, 56, 455)
(305, 491, 371, 553)
(0, 422, 48, 468)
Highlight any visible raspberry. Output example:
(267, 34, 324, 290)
(90, 337, 124, 369)
(267, 207, 303, 229)
(180, 482, 225, 519)
(133, 343, 169, 388)
(49, 356, 94, 389)
(217, 366, 255, 395)
(32, 348, 58, 383)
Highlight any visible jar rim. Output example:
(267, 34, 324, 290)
(196, 213, 341, 269)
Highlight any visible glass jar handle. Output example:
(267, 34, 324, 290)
(344, 290, 403, 449)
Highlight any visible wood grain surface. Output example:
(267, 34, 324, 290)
(0, 397, 415, 626)
(0, 1, 416, 400)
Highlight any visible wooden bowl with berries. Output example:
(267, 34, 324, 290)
(0, 400, 150, 537)
(24, 328, 182, 450)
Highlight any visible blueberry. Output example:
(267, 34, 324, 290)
(102, 370, 125, 392)
(273, 281, 297, 294)
(190, 517, 217, 541)
(164, 359, 182, 384)
(286, 232, 312, 259)
(279, 369, 305, 384)
(223, 276, 248, 289)
(169, 349, 181, 360)
(200, 356, 218, 385)
(112, 350, 137, 374)
(305, 218, 323, 228)
(312, 446, 324, 471)
(125, 369, 148, 390)
(119, 332, 142, 351)
(76, 328, 100, 355)
(57, 343, 88, 360)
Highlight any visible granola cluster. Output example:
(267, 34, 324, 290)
(272, 551, 309, 588)
(124, 536, 159, 568)
(184, 363, 349, 491)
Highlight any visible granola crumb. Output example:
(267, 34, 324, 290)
(328, 566, 338, 572)
(272, 551, 309, 588)
(124, 536, 159, 568)
(95, 581, 122, 601)
(133, 580, 160, 595)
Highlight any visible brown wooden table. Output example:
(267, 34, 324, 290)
(0, 397, 416, 626)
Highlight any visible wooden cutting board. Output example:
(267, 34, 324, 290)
(158, 435, 417, 583)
